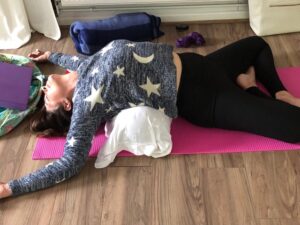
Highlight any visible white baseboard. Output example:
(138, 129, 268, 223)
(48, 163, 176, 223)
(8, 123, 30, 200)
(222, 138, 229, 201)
(57, 3, 249, 25)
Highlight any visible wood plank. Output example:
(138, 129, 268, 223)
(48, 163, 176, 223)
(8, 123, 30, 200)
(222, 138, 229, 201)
(256, 219, 281, 225)
(257, 218, 300, 225)
(243, 152, 299, 219)
(203, 168, 256, 225)
(100, 167, 153, 225)
(150, 156, 207, 225)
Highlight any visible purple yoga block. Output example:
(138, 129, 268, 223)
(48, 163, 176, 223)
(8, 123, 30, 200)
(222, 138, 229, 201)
(0, 62, 33, 110)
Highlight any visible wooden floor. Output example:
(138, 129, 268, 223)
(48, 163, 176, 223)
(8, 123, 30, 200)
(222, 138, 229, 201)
(1, 22, 300, 225)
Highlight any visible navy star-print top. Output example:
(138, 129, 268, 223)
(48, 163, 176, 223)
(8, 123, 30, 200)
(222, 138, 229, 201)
(8, 40, 177, 195)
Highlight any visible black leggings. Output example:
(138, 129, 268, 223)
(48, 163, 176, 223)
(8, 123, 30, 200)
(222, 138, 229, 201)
(177, 36, 300, 143)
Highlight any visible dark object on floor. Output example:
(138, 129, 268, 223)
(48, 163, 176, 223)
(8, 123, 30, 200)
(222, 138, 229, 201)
(176, 32, 206, 48)
(175, 24, 189, 31)
(70, 12, 164, 55)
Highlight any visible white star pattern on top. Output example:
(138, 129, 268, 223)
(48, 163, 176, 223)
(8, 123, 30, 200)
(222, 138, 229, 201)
(100, 42, 114, 56)
(84, 85, 105, 111)
(91, 67, 99, 76)
(68, 137, 76, 147)
(45, 162, 55, 168)
(126, 43, 136, 47)
(55, 177, 66, 184)
(158, 107, 165, 113)
(139, 77, 160, 97)
(129, 102, 145, 107)
(105, 107, 113, 113)
(72, 56, 79, 62)
(113, 65, 125, 77)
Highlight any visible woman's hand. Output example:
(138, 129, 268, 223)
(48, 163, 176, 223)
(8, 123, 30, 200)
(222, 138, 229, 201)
(28, 49, 51, 62)
(0, 182, 13, 199)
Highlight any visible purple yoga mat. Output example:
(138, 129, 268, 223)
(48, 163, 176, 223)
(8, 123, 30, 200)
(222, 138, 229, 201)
(0, 62, 32, 110)
(33, 67, 300, 159)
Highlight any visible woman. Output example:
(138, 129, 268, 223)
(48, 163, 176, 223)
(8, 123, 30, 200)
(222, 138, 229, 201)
(1, 36, 300, 199)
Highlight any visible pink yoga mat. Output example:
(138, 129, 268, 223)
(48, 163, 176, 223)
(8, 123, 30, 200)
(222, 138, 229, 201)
(33, 67, 300, 159)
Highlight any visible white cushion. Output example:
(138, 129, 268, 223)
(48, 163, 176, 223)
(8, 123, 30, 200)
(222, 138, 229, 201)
(95, 106, 172, 168)
(249, 0, 300, 36)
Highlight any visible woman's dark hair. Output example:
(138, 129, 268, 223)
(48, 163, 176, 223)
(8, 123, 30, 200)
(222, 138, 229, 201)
(30, 100, 73, 137)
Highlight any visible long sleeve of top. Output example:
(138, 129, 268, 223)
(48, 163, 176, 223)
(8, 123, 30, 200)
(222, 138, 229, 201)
(8, 40, 178, 196)
(48, 53, 87, 71)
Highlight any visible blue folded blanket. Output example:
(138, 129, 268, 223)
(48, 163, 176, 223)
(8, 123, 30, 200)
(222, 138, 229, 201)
(70, 12, 164, 55)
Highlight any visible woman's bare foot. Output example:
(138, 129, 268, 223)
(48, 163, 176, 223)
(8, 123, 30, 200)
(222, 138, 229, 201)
(236, 66, 257, 90)
(236, 67, 300, 107)
(275, 90, 300, 107)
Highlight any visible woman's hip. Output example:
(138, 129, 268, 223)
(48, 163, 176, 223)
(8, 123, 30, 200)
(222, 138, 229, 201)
(176, 53, 216, 127)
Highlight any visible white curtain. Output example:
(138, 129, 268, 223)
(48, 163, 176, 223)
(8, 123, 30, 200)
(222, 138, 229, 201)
(0, 0, 61, 49)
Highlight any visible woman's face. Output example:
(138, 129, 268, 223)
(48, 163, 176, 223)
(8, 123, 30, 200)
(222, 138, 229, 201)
(42, 74, 70, 112)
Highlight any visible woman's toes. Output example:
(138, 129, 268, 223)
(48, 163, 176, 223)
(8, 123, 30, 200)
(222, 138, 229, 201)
(246, 66, 255, 74)
(245, 66, 256, 81)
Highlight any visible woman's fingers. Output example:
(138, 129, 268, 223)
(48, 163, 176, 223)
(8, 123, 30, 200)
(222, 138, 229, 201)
(28, 54, 45, 62)
(0, 182, 12, 199)
(28, 53, 40, 59)
(28, 49, 50, 62)
(0, 182, 6, 197)
(28, 49, 43, 58)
